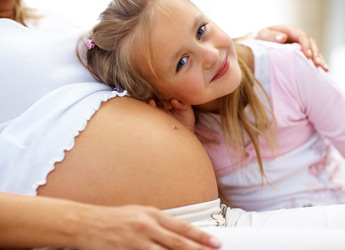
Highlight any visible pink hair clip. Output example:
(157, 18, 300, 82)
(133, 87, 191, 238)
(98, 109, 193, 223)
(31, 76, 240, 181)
(86, 39, 95, 50)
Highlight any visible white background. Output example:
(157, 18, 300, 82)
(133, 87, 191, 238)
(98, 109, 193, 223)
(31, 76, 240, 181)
(25, 0, 299, 37)
(25, 0, 344, 85)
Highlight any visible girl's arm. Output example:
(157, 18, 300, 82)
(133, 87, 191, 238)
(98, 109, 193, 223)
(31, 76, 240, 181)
(0, 192, 220, 250)
(164, 25, 330, 132)
(297, 59, 345, 156)
(278, 44, 345, 157)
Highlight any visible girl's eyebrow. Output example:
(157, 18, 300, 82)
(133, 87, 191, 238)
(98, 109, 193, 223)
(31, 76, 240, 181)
(169, 14, 205, 71)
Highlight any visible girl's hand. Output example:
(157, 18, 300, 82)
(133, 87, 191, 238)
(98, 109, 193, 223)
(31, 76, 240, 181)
(255, 24, 329, 72)
(148, 99, 195, 132)
(77, 204, 221, 250)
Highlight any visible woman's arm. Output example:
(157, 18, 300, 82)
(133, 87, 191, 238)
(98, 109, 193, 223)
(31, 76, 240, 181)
(238, 24, 328, 71)
(0, 192, 220, 249)
(0, 192, 77, 248)
(32, 96, 220, 249)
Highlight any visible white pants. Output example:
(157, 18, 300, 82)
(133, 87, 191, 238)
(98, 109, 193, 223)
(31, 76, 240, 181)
(165, 199, 345, 249)
(36, 199, 345, 250)
(203, 227, 345, 250)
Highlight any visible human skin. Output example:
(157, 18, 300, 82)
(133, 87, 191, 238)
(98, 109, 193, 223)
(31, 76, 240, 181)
(1, 97, 220, 250)
(1, 0, 330, 249)
(133, 0, 246, 133)
(37, 96, 219, 210)
(37, 0, 329, 210)
(255, 25, 329, 71)
(0, 1, 221, 249)
(132, 0, 242, 113)
(0, 191, 221, 250)
(134, 0, 329, 118)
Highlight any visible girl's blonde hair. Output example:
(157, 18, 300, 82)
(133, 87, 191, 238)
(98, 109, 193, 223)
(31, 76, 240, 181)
(80, 0, 276, 185)
(78, 0, 161, 101)
(220, 45, 276, 185)
(14, 0, 40, 26)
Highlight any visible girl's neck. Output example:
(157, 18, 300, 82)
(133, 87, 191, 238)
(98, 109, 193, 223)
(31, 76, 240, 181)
(194, 98, 222, 114)
(0, 0, 15, 20)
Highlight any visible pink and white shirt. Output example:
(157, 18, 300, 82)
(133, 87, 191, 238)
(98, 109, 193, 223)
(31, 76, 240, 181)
(196, 40, 345, 211)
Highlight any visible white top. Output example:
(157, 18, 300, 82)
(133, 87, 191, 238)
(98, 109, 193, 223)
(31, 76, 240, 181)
(0, 15, 126, 195)
(196, 41, 345, 211)
(0, 16, 96, 123)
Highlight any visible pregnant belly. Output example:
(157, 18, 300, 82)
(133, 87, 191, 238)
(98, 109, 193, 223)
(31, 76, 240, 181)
(37, 97, 218, 209)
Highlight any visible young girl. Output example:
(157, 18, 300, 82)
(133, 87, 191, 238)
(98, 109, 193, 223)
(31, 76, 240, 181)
(82, 0, 345, 213)
(3, 1, 345, 249)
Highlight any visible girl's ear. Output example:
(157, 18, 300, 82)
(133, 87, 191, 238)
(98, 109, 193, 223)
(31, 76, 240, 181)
(147, 98, 173, 110)
(169, 99, 187, 110)
(160, 99, 173, 110)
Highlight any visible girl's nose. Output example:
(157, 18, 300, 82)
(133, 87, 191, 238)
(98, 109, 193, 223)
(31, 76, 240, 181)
(199, 43, 219, 70)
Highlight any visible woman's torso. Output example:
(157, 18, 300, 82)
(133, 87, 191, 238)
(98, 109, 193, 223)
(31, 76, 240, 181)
(0, 15, 219, 209)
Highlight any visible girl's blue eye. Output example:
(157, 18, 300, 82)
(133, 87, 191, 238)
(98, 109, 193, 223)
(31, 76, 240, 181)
(177, 57, 187, 71)
(197, 25, 205, 40)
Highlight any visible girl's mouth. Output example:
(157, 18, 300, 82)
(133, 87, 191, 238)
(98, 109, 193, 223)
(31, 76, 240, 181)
(211, 57, 230, 82)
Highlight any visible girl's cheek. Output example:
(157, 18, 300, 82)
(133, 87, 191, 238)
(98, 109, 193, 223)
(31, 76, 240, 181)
(185, 79, 204, 96)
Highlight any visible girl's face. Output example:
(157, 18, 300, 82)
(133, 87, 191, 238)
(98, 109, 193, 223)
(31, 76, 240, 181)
(133, 0, 241, 112)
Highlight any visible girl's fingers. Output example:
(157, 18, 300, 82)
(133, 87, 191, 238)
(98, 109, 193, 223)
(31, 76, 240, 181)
(146, 245, 169, 250)
(148, 99, 157, 108)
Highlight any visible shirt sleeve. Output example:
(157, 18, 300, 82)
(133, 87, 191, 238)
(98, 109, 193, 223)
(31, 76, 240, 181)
(291, 45, 345, 157)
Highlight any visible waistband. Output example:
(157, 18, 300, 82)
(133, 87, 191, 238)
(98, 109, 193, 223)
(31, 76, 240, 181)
(163, 199, 228, 227)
